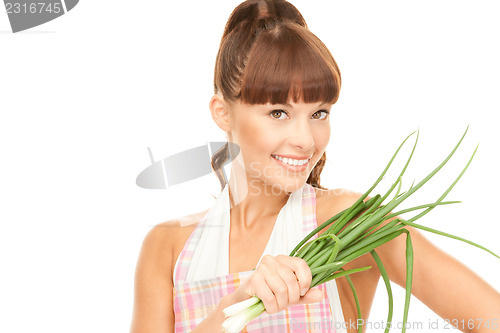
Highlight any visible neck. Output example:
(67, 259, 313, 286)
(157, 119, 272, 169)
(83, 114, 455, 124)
(226, 155, 295, 231)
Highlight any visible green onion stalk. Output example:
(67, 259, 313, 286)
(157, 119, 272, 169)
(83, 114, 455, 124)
(221, 127, 500, 333)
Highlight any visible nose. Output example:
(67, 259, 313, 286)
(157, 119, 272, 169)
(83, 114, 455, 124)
(290, 119, 314, 151)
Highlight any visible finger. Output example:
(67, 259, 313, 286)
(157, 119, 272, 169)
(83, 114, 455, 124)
(274, 264, 301, 305)
(251, 274, 279, 314)
(276, 255, 312, 296)
(296, 287, 324, 305)
(244, 286, 256, 298)
(264, 270, 289, 313)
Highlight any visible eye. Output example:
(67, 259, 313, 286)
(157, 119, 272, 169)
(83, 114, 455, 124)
(311, 110, 330, 120)
(270, 109, 288, 120)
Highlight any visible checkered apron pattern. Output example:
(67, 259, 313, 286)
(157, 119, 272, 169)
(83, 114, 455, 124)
(172, 184, 338, 332)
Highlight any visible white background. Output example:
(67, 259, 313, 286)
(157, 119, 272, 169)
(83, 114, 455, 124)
(1, 1, 499, 332)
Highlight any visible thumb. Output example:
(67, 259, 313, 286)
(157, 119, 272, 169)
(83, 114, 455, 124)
(296, 287, 323, 305)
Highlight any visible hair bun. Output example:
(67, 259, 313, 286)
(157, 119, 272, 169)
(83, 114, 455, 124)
(223, 0, 307, 39)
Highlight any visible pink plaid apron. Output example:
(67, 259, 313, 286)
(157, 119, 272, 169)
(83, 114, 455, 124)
(172, 183, 344, 332)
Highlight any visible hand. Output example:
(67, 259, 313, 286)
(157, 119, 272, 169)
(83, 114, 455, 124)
(232, 255, 323, 314)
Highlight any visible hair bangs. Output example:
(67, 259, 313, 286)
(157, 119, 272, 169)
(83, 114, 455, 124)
(239, 24, 341, 105)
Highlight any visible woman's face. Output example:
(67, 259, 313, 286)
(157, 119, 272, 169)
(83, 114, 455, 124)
(227, 99, 332, 194)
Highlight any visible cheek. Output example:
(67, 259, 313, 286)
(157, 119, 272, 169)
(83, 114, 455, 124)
(236, 122, 259, 144)
(313, 124, 331, 150)
(233, 116, 272, 154)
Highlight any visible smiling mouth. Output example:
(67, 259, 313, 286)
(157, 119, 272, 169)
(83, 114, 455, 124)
(271, 154, 312, 167)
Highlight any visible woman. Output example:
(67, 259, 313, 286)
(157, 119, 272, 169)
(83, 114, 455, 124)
(130, 1, 500, 332)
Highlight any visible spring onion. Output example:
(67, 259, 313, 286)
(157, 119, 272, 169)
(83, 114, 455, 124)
(221, 127, 500, 333)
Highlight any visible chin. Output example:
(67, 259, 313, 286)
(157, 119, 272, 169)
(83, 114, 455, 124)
(272, 178, 307, 194)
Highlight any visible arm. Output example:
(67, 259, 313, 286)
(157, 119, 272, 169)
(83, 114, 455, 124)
(377, 223, 500, 333)
(130, 224, 175, 333)
(316, 188, 500, 333)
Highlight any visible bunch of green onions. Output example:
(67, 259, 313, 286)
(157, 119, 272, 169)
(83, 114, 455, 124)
(222, 127, 500, 333)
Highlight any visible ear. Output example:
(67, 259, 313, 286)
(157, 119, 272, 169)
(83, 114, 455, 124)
(209, 94, 232, 132)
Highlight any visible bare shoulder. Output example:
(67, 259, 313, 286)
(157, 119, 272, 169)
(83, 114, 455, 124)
(143, 209, 209, 274)
(314, 187, 363, 203)
(152, 210, 207, 244)
(314, 187, 364, 227)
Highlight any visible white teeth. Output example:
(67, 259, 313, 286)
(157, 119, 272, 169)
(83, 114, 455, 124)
(272, 155, 309, 166)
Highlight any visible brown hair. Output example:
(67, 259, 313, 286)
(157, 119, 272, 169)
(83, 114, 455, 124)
(211, 0, 341, 191)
